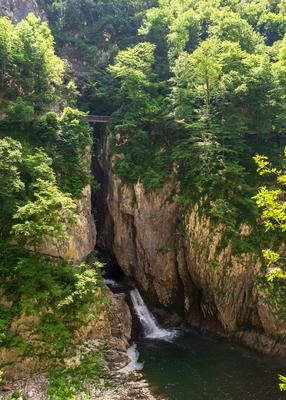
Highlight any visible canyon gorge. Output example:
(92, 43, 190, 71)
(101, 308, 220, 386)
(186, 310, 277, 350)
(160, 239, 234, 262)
(0, 0, 285, 399)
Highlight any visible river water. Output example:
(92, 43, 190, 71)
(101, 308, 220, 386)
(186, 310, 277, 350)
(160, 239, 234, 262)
(137, 333, 286, 400)
(105, 280, 286, 400)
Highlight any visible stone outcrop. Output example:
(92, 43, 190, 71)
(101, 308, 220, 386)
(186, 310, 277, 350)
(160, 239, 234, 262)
(97, 135, 286, 357)
(0, 0, 45, 22)
(40, 185, 97, 263)
(180, 210, 286, 356)
(98, 139, 182, 307)
(0, 289, 132, 378)
(75, 290, 132, 361)
(0, 288, 161, 399)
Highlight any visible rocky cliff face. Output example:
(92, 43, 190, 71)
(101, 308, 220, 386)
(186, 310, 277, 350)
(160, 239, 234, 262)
(40, 184, 97, 262)
(97, 139, 183, 307)
(0, 289, 132, 378)
(97, 135, 286, 357)
(0, 0, 45, 21)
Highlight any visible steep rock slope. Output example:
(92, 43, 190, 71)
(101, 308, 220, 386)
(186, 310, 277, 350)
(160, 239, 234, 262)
(97, 136, 286, 357)
(97, 139, 182, 307)
(0, 289, 132, 378)
(0, 0, 45, 21)
(40, 185, 97, 262)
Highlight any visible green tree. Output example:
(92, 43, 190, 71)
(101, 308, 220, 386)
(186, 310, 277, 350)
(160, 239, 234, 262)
(0, 137, 78, 248)
(54, 107, 92, 197)
(109, 42, 156, 103)
(0, 14, 65, 106)
(12, 178, 77, 249)
(0, 137, 24, 237)
(253, 151, 286, 281)
(0, 17, 14, 92)
(4, 98, 35, 135)
(43, 0, 155, 115)
(108, 42, 170, 189)
(209, 9, 264, 52)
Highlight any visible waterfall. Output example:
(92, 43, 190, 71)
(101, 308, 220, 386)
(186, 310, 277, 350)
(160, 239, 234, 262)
(104, 278, 122, 288)
(130, 288, 177, 340)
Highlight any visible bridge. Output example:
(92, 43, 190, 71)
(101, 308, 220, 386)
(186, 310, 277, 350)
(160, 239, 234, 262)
(86, 115, 110, 124)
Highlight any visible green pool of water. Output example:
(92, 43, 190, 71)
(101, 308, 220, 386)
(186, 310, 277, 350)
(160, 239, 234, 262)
(137, 331, 286, 400)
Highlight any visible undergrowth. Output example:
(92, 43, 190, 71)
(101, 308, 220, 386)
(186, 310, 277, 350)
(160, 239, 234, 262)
(47, 352, 108, 400)
(0, 246, 108, 359)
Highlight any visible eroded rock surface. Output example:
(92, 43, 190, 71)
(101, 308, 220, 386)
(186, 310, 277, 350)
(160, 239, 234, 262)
(98, 139, 181, 306)
(0, 291, 161, 400)
(40, 185, 97, 263)
(0, 288, 132, 379)
(97, 135, 286, 357)
(0, 0, 45, 22)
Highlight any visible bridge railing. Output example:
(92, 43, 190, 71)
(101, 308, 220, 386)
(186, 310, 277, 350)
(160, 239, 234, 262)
(86, 115, 110, 124)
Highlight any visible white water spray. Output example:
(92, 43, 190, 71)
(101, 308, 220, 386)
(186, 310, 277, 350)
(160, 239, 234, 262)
(104, 278, 122, 288)
(130, 288, 177, 340)
(119, 343, 144, 373)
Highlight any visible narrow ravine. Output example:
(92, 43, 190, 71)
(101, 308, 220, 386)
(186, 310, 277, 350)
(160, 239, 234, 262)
(1, 2, 286, 399)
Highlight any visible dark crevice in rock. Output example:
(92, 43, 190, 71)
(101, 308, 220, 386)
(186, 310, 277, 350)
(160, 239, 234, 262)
(97, 248, 125, 282)
(92, 130, 131, 284)
(91, 127, 110, 243)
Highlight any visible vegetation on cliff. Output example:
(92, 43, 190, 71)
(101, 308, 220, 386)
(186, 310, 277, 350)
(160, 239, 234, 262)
(42, 0, 286, 319)
(43, 0, 286, 243)
(254, 151, 286, 282)
(0, 14, 105, 385)
(0, 0, 286, 397)
(108, 0, 286, 227)
(14, 0, 284, 340)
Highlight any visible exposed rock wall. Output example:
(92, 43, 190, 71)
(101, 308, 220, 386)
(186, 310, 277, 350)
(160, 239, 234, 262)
(0, 0, 45, 21)
(181, 210, 286, 356)
(0, 289, 132, 378)
(97, 139, 182, 307)
(97, 135, 286, 357)
(40, 185, 97, 263)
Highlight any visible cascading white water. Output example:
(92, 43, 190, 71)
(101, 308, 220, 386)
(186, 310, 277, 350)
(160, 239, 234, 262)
(130, 288, 177, 340)
(104, 278, 122, 288)
(119, 343, 144, 373)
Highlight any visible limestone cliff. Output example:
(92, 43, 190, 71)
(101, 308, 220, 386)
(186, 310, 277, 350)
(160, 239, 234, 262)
(96, 135, 286, 357)
(97, 139, 183, 306)
(40, 185, 97, 263)
(0, 290, 132, 378)
(0, 0, 45, 21)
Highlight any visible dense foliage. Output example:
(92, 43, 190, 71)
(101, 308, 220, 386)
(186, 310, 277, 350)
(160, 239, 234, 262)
(0, 14, 93, 244)
(43, 0, 286, 309)
(254, 151, 286, 391)
(0, 14, 102, 369)
(254, 150, 286, 281)
(108, 0, 286, 230)
(253, 151, 286, 319)
(0, 14, 64, 106)
(41, 0, 156, 114)
(1, 0, 286, 393)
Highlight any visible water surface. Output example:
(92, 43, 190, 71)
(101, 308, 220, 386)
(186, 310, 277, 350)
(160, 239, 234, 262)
(137, 332, 286, 400)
